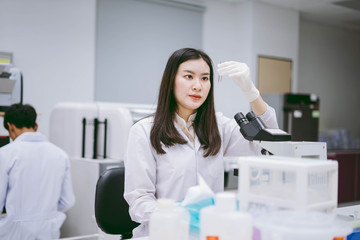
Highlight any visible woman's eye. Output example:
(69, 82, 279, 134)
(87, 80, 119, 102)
(185, 75, 192, 79)
(202, 76, 209, 81)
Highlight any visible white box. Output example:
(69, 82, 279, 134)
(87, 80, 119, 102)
(237, 156, 338, 213)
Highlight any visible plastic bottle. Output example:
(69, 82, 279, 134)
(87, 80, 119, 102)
(200, 192, 253, 240)
(149, 198, 189, 240)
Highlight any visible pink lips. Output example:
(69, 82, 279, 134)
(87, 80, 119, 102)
(190, 95, 201, 100)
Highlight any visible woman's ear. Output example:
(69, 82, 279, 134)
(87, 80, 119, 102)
(34, 123, 38, 131)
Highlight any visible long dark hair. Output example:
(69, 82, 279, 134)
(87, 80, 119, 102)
(150, 48, 221, 157)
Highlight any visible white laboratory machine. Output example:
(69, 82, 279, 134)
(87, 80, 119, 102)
(0, 64, 22, 110)
(49, 102, 155, 238)
(0, 64, 23, 146)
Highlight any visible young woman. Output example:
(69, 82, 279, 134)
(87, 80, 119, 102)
(124, 48, 278, 237)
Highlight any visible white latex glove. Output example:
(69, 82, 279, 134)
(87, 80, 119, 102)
(217, 61, 260, 102)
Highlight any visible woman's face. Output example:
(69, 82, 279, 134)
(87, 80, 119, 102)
(173, 58, 211, 120)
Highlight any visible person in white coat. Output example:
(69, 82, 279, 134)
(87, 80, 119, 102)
(124, 48, 279, 237)
(0, 103, 75, 240)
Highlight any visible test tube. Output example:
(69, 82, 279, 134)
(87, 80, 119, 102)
(218, 61, 223, 83)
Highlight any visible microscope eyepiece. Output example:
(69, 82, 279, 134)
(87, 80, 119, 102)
(245, 111, 257, 121)
(234, 112, 248, 127)
(234, 111, 291, 141)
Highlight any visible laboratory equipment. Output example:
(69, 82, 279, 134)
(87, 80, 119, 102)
(149, 199, 190, 240)
(255, 210, 353, 240)
(0, 64, 23, 111)
(0, 64, 23, 147)
(262, 93, 320, 141)
(257, 141, 327, 159)
(49, 102, 155, 238)
(284, 93, 320, 141)
(336, 203, 360, 236)
(226, 109, 325, 190)
(200, 192, 253, 240)
(233, 109, 327, 159)
(234, 111, 291, 141)
(237, 155, 338, 213)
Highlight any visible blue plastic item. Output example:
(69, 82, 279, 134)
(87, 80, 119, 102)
(347, 231, 360, 240)
(180, 197, 214, 233)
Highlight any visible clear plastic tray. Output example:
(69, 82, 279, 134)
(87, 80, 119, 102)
(237, 156, 338, 213)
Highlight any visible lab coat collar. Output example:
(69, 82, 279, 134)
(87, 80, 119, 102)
(14, 132, 47, 143)
(173, 119, 202, 152)
(174, 112, 196, 129)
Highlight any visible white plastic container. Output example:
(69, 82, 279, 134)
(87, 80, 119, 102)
(149, 198, 189, 240)
(200, 192, 253, 240)
(255, 210, 353, 240)
(237, 156, 338, 213)
(49, 102, 154, 160)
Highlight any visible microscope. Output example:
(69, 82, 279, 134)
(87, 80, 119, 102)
(234, 111, 327, 159)
(224, 111, 327, 189)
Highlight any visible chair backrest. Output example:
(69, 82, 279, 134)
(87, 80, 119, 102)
(95, 167, 139, 239)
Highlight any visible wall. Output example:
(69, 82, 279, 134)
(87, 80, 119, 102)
(1, 0, 359, 141)
(203, 0, 299, 120)
(203, 1, 253, 117)
(0, 0, 96, 136)
(95, 0, 204, 105)
(251, 2, 299, 92)
(298, 20, 360, 139)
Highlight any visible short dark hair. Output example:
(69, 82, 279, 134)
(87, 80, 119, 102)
(4, 104, 37, 130)
(150, 48, 221, 157)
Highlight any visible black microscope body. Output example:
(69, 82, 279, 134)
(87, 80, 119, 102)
(234, 111, 291, 142)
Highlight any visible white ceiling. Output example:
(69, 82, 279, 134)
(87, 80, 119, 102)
(262, 0, 360, 31)
(205, 0, 360, 31)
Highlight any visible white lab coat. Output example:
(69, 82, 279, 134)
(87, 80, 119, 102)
(0, 132, 75, 239)
(124, 106, 278, 237)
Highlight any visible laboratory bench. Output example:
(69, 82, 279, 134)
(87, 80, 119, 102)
(130, 204, 360, 240)
(328, 149, 360, 204)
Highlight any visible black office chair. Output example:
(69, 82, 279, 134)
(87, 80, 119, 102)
(95, 167, 140, 239)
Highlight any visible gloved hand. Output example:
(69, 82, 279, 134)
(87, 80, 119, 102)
(217, 61, 260, 102)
